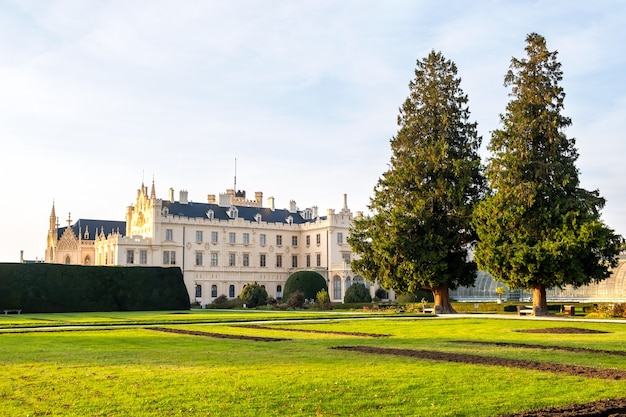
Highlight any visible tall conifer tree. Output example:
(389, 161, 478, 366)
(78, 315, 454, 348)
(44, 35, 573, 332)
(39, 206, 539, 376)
(473, 33, 622, 315)
(349, 51, 484, 313)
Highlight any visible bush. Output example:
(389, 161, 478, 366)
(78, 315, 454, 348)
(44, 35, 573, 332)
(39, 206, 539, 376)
(0, 263, 190, 313)
(239, 282, 268, 308)
(213, 294, 228, 304)
(283, 271, 327, 301)
(344, 283, 372, 303)
(375, 288, 388, 300)
(286, 291, 306, 308)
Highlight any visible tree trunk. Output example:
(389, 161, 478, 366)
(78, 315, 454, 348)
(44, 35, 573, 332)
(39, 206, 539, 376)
(532, 284, 549, 316)
(432, 284, 457, 314)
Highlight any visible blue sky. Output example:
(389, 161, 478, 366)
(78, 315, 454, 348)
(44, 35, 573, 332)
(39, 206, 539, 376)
(1, 1, 625, 262)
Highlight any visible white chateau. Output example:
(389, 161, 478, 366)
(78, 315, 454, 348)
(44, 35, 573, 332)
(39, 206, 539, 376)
(45, 181, 384, 305)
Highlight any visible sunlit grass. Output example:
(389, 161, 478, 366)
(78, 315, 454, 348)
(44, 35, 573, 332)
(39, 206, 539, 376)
(1, 314, 625, 416)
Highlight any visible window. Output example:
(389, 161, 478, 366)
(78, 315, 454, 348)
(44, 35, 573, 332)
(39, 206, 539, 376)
(260, 234, 266, 245)
(291, 255, 298, 268)
(195, 284, 202, 298)
(291, 236, 298, 246)
(260, 254, 266, 267)
(196, 230, 203, 243)
(333, 277, 342, 300)
(316, 253, 321, 267)
(243, 233, 250, 245)
(306, 254, 311, 268)
(276, 254, 282, 267)
(306, 235, 310, 246)
(229, 284, 235, 298)
(163, 251, 175, 265)
(211, 253, 218, 266)
(140, 250, 147, 265)
(229, 232, 236, 244)
(195, 252, 203, 266)
(337, 232, 343, 244)
(229, 253, 236, 266)
(211, 285, 217, 298)
(276, 235, 282, 246)
(126, 250, 134, 264)
(316, 233, 321, 245)
(345, 277, 351, 290)
(65, 255, 71, 264)
(342, 253, 351, 264)
(165, 229, 173, 241)
(243, 253, 249, 267)
(211, 231, 218, 243)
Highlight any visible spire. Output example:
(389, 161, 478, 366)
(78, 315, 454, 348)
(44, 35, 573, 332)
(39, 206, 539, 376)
(150, 176, 156, 199)
(49, 200, 57, 231)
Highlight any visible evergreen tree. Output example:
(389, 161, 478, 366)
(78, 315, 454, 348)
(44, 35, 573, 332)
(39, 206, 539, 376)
(349, 51, 484, 313)
(473, 33, 622, 315)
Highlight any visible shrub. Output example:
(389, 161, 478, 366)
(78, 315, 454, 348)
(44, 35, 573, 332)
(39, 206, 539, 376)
(283, 271, 327, 301)
(344, 283, 372, 303)
(375, 288, 388, 300)
(213, 294, 228, 304)
(286, 291, 306, 308)
(239, 282, 268, 308)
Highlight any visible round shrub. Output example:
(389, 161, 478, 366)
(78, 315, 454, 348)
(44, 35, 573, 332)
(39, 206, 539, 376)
(283, 271, 327, 301)
(239, 282, 268, 307)
(344, 283, 372, 303)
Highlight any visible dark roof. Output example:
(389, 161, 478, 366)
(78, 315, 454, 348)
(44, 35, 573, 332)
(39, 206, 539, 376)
(162, 201, 323, 224)
(57, 219, 126, 241)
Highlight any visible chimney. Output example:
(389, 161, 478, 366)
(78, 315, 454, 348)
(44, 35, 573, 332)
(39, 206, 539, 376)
(289, 200, 297, 213)
(207, 194, 216, 204)
(180, 190, 188, 204)
(312, 206, 318, 218)
(268, 197, 275, 211)
(255, 192, 263, 204)
(168, 188, 175, 203)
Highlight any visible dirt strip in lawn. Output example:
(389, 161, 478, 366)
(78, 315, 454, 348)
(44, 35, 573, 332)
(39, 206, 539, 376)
(148, 326, 290, 342)
(331, 345, 626, 380)
(453, 340, 626, 357)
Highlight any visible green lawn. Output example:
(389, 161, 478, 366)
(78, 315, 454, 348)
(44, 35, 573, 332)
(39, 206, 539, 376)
(1, 311, 625, 416)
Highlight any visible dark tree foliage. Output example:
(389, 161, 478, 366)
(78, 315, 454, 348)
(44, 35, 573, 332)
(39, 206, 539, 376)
(239, 282, 268, 308)
(344, 283, 372, 303)
(282, 271, 327, 301)
(473, 33, 622, 315)
(349, 51, 485, 313)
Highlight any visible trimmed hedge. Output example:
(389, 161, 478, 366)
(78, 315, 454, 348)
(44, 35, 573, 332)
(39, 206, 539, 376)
(283, 271, 327, 301)
(0, 263, 190, 313)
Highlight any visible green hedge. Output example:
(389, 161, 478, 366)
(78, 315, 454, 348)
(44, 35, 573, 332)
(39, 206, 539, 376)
(283, 271, 327, 301)
(0, 263, 190, 313)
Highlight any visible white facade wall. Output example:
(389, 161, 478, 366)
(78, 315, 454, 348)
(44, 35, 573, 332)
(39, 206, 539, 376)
(93, 184, 375, 305)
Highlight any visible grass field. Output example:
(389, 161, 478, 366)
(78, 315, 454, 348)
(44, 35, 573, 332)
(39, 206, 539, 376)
(1, 310, 625, 416)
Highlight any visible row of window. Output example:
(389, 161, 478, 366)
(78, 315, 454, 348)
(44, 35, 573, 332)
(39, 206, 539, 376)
(126, 249, 350, 267)
(195, 278, 365, 301)
(193, 252, 330, 268)
(166, 229, 345, 246)
(195, 284, 283, 299)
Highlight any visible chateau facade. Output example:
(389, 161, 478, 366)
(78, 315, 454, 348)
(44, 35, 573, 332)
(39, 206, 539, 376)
(46, 181, 381, 305)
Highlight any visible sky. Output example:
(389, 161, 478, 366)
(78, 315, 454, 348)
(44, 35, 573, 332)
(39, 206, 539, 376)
(1, 1, 625, 262)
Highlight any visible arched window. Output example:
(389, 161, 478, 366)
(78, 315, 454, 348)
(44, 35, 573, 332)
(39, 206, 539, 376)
(84, 255, 91, 265)
(195, 284, 202, 298)
(276, 285, 283, 299)
(345, 277, 351, 291)
(65, 256, 71, 264)
(211, 285, 218, 298)
(229, 284, 235, 298)
(333, 276, 342, 300)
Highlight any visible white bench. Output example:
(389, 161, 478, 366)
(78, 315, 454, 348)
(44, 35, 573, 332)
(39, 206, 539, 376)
(3, 309, 22, 315)
(517, 306, 534, 316)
